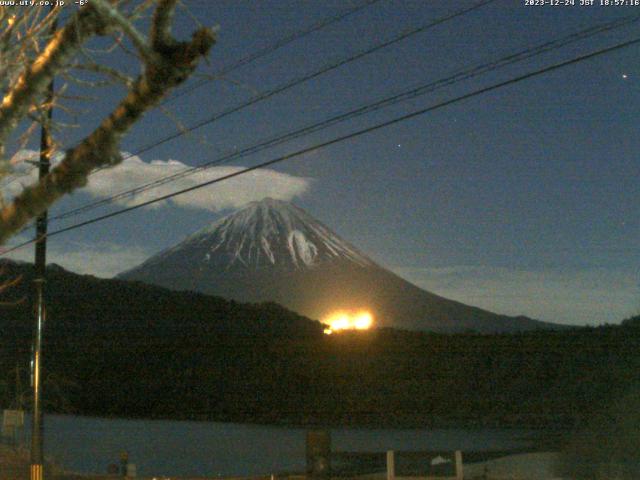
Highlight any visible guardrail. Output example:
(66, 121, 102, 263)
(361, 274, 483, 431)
(386, 450, 463, 480)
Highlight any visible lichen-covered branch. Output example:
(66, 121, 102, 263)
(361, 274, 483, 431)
(151, 0, 178, 50)
(0, 2, 215, 244)
(90, 0, 157, 64)
(0, 7, 107, 161)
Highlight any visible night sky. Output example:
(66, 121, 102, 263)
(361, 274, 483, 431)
(4, 0, 639, 325)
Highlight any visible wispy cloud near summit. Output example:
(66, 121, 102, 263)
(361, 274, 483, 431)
(86, 154, 312, 212)
(4, 150, 312, 213)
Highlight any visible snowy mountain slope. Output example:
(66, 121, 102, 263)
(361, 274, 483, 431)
(125, 198, 372, 276)
(119, 198, 560, 333)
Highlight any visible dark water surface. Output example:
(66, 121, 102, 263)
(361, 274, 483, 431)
(24, 414, 534, 476)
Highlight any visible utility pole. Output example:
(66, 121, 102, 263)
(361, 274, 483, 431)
(31, 8, 56, 480)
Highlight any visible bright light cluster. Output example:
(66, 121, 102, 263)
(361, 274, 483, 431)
(323, 310, 373, 334)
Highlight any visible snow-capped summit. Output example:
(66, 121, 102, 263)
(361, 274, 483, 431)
(126, 198, 372, 276)
(120, 198, 559, 333)
(189, 197, 371, 270)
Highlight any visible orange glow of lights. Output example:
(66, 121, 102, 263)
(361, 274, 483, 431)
(323, 310, 374, 334)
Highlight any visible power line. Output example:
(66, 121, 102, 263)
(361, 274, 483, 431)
(3, 33, 638, 256)
(0, 0, 385, 227)
(165, 0, 385, 105)
(7, 0, 495, 233)
(49, 12, 640, 223)
(128, 0, 497, 159)
(49, 0, 499, 221)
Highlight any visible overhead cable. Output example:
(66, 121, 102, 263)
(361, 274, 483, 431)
(50, 12, 640, 222)
(3, 33, 638, 256)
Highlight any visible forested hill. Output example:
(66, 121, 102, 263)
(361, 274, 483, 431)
(0, 259, 324, 340)
(0, 260, 638, 429)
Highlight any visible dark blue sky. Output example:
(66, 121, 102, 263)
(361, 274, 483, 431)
(6, 0, 640, 325)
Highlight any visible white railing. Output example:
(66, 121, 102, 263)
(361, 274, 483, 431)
(386, 450, 463, 480)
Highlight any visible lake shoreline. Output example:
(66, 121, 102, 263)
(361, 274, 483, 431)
(40, 408, 575, 433)
(0, 443, 564, 480)
(6, 413, 557, 477)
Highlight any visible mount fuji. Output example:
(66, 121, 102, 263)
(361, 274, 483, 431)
(119, 198, 558, 333)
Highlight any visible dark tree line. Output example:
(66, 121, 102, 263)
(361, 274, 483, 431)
(1, 261, 638, 430)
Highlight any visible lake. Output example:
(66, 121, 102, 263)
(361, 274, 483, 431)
(17, 414, 535, 477)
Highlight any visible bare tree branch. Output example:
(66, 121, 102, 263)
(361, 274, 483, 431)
(151, 0, 178, 50)
(0, 6, 107, 162)
(0, 2, 215, 244)
(91, 0, 157, 64)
